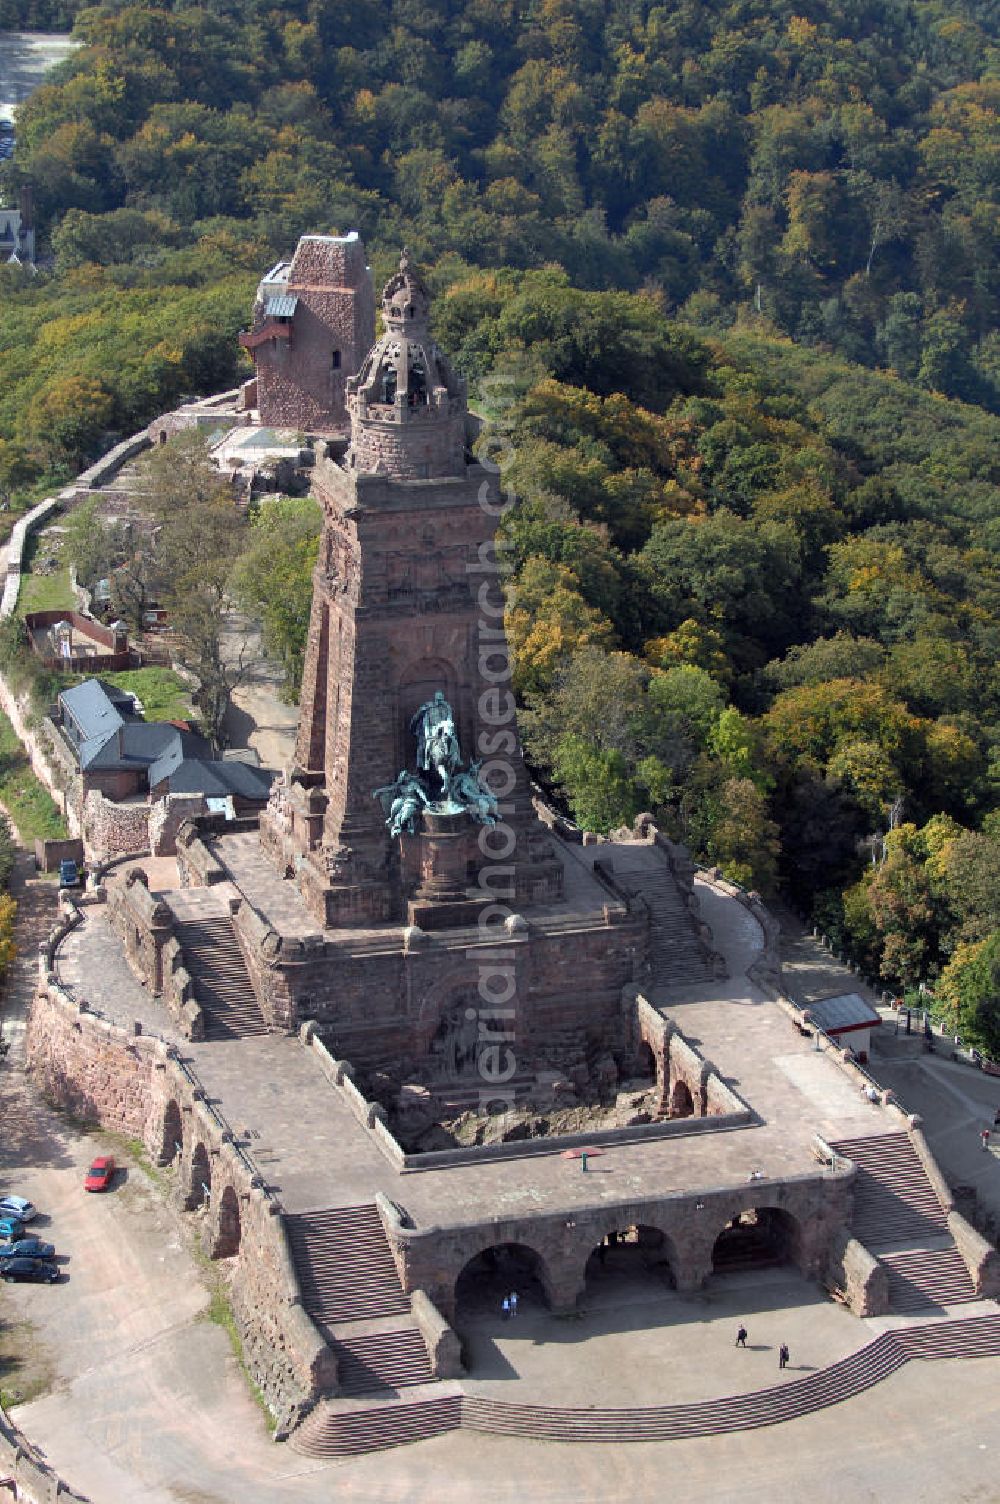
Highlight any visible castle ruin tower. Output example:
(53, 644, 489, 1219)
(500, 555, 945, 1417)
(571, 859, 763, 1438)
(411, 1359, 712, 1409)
(239, 232, 374, 431)
(261, 252, 563, 929)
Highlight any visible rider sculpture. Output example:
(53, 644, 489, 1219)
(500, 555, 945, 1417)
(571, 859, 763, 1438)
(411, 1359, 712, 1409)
(373, 691, 501, 834)
(410, 690, 460, 792)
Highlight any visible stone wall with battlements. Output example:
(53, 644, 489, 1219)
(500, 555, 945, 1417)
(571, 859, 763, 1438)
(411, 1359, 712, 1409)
(348, 403, 466, 480)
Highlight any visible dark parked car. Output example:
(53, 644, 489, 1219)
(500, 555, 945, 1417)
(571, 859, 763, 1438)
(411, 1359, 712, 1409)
(0, 1257, 59, 1283)
(59, 858, 80, 888)
(0, 1217, 25, 1241)
(0, 1238, 55, 1260)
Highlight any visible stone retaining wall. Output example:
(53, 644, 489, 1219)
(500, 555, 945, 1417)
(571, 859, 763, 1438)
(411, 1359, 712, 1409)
(82, 788, 151, 863)
(948, 1210, 1000, 1298)
(105, 866, 173, 994)
(301, 1002, 754, 1177)
(632, 992, 751, 1122)
(824, 1227, 890, 1316)
(25, 967, 333, 1431)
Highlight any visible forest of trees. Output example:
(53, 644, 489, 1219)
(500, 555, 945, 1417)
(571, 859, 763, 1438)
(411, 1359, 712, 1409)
(0, 0, 999, 1046)
(2, 0, 998, 412)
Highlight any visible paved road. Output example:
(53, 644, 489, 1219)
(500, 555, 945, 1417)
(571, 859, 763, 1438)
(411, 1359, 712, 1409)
(0, 32, 79, 125)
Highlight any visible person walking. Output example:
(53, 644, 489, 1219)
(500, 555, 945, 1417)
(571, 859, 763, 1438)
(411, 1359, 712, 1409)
(736, 1324, 748, 1348)
(779, 1342, 790, 1369)
(509, 1291, 519, 1319)
(501, 1296, 510, 1321)
(981, 1127, 991, 1152)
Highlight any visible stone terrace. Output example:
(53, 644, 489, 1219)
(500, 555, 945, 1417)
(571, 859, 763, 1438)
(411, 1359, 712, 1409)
(208, 825, 618, 942)
(58, 847, 899, 1232)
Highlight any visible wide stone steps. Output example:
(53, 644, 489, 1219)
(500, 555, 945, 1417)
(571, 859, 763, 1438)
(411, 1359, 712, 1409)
(829, 1133, 950, 1246)
(335, 1329, 434, 1396)
(292, 1392, 462, 1457)
(614, 863, 716, 987)
(290, 1315, 1000, 1454)
(285, 1204, 411, 1323)
(175, 916, 267, 1040)
(894, 1312, 1000, 1358)
(880, 1247, 978, 1311)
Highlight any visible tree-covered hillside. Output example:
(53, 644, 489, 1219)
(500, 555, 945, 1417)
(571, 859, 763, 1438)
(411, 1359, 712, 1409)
(2, 0, 999, 411)
(1, 0, 999, 1044)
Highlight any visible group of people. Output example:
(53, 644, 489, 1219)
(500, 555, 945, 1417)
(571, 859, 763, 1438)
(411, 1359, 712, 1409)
(501, 1291, 520, 1320)
(736, 1324, 790, 1369)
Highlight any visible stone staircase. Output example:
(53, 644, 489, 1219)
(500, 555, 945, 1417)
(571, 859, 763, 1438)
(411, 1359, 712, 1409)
(292, 1390, 462, 1456)
(285, 1203, 438, 1407)
(284, 1204, 411, 1323)
(613, 854, 717, 987)
(828, 1133, 950, 1245)
(291, 1314, 1000, 1454)
(829, 1132, 979, 1312)
(175, 915, 268, 1040)
(335, 1328, 434, 1396)
(879, 1246, 977, 1311)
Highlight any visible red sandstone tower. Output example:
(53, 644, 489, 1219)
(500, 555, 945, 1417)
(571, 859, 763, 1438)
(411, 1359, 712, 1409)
(239, 232, 374, 432)
(261, 253, 562, 929)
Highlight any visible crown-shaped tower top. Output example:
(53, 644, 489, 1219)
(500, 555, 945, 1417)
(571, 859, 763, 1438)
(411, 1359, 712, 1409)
(346, 251, 467, 481)
(381, 248, 431, 333)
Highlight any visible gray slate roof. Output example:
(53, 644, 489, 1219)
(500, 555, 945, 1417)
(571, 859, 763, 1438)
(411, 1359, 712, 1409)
(157, 758, 273, 799)
(60, 679, 125, 744)
(806, 992, 881, 1035)
(61, 677, 272, 802)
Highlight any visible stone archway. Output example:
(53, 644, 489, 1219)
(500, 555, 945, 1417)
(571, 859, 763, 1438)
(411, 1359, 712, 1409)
(211, 1184, 241, 1259)
(636, 1042, 657, 1084)
(455, 1242, 552, 1322)
(186, 1141, 211, 1211)
(584, 1224, 678, 1297)
(711, 1206, 803, 1274)
(159, 1100, 183, 1167)
(669, 1077, 695, 1118)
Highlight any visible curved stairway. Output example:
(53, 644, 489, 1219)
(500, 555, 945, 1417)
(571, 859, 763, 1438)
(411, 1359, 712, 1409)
(290, 1313, 1000, 1455)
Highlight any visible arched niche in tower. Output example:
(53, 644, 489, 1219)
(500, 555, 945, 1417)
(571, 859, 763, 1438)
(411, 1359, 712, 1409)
(395, 657, 460, 771)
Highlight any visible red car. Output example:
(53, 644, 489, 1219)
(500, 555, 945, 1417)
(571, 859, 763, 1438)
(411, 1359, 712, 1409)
(84, 1156, 115, 1192)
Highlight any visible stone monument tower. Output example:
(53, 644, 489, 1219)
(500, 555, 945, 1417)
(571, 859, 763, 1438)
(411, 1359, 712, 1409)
(239, 231, 374, 432)
(261, 253, 563, 930)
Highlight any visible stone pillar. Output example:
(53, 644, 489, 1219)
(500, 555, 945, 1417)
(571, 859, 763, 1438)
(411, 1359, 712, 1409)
(408, 811, 488, 929)
(541, 1254, 587, 1314)
(674, 1253, 712, 1293)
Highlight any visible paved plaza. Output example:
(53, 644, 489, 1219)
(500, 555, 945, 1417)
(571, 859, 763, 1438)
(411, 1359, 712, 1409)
(58, 855, 894, 1231)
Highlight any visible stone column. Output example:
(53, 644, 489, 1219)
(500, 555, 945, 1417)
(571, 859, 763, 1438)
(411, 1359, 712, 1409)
(541, 1254, 587, 1314)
